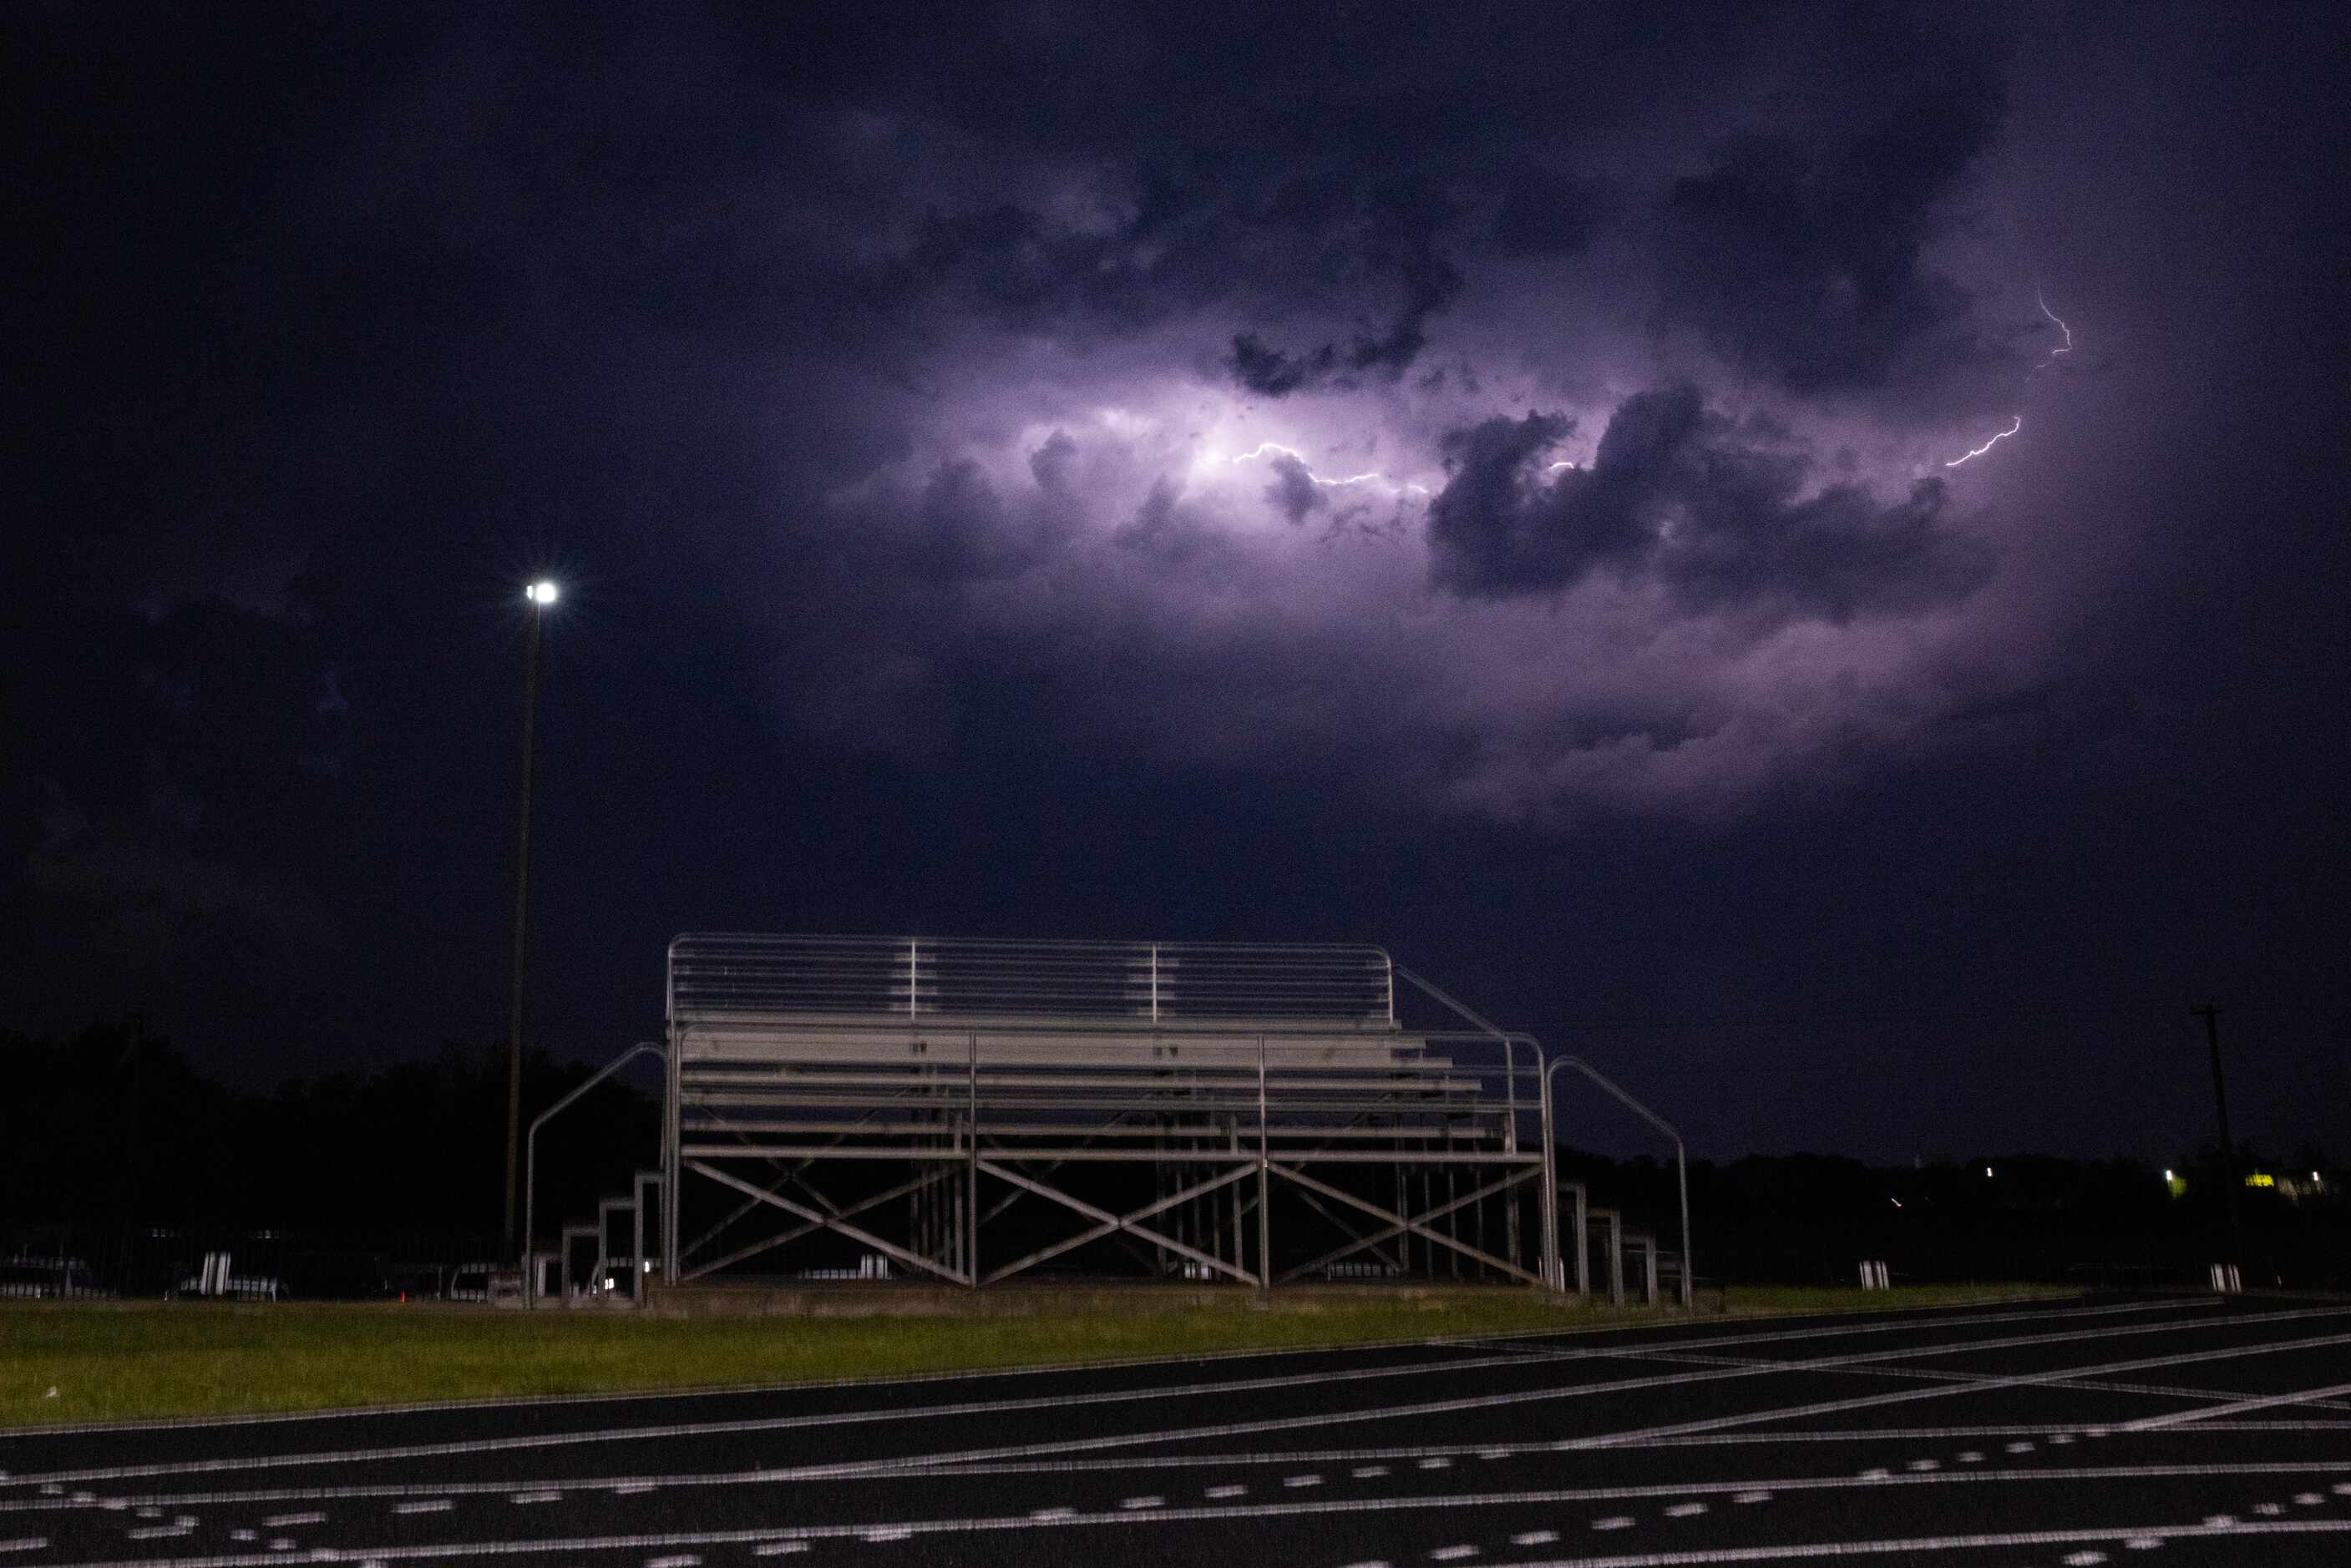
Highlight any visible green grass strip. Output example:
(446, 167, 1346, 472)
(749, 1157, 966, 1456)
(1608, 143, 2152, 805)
(1, 1283, 2072, 1429)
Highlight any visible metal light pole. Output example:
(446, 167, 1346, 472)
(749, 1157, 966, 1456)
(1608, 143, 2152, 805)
(504, 579, 559, 1260)
(2191, 1001, 2241, 1259)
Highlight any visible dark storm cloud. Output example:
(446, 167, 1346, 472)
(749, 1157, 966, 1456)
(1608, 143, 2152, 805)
(1654, 38, 2011, 397)
(1262, 454, 1327, 525)
(1489, 167, 1611, 256)
(1225, 180, 1472, 396)
(1428, 388, 1989, 622)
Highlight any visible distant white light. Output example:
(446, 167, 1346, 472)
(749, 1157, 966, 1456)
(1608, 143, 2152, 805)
(526, 580, 560, 605)
(1984, 1166, 1995, 1179)
(2164, 1169, 2175, 1181)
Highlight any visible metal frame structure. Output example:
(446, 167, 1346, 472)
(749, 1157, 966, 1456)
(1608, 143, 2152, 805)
(658, 935, 1685, 1300)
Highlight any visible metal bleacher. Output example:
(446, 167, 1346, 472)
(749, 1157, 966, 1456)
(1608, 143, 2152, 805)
(660, 935, 1570, 1290)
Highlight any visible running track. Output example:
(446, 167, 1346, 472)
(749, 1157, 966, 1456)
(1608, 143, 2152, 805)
(7, 1294, 2351, 1566)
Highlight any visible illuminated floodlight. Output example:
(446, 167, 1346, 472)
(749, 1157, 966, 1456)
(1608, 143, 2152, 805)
(525, 580, 560, 605)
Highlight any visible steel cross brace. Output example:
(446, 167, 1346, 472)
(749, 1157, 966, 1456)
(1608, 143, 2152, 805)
(1278, 1164, 1535, 1284)
(1289, 1186, 1408, 1274)
(679, 1108, 884, 1266)
(681, 1167, 936, 1282)
(685, 1158, 971, 1286)
(1269, 1161, 1543, 1286)
(975, 1158, 1258, 1286)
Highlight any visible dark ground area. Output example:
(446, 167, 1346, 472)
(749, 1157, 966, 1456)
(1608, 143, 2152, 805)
(6, 1293, 2351, 1565)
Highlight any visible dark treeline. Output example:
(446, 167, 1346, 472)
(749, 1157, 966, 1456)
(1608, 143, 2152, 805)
(3, 1019, 656, 1246)
(1568, 1146, 2348, 1291)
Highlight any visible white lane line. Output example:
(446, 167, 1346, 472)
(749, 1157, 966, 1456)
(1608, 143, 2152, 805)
(18, 1421, 2340, 1516)
(1284, 1474, 1323, 1489)
(2125, 1378, 2351, 1429)
(0, 1544, 44, 1556)
(1119, 1496, 1163, 1510)
(1463, 1520, 2351, 1565)
(1564, 1327, 2351, 1449)
(32, 1502, 2351, 1568)
(1513, 1531, 1558, 1545)
(261, 1510, 325, 1526)
(752, 1546, 807, 1557)
(863, 1525, 913, 1540)
(1029, 1506, 1077, 1520)
(33, 1458, 2351, 1527)
(1664, 1502, 1706, 1516)
(839, 1420, 2351, 1482)
(2065, 1554, 2108, 1565)
(0, 1350, 1548, 1487)
(0, 1298, 2241, 1490)
(1596, 1309, 2351, 1404)
(1354, 1465, 1391, 1478)
(774, 1309, 2351, 1481)
(647, 1556, 701, 1566)
(1420, 1458, 1453, 1470)
(125, 1524, 192, 1540)
(2297, 1491, 2325, 1505)
(1432, 1548, 1479, 1560)
(511, 1491, 561, 1505)
(1449, 1296, 2217, 1360)
(1593, 1515, 1634, 1529)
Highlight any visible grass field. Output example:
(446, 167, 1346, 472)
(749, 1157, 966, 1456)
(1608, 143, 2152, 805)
(1, 1283, 2073, 1429)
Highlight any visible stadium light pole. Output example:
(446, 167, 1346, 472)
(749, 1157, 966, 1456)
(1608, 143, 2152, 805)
(504, 579, 559, 1262)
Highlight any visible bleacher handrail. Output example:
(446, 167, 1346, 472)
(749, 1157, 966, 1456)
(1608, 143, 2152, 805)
(668, 935, 1396, 1029)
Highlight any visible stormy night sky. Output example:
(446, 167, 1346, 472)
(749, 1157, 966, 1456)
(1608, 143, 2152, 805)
(6, 3, 2347, 1165)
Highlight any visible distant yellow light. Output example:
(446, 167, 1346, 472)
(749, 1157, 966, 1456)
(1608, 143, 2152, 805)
(2244, 1172, 2275, 1188)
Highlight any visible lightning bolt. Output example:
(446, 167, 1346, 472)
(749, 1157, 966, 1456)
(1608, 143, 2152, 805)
(2036, 291, 2073, 367)
(1943, 414, 2021, 468)
(1225, 443, 1428, 493)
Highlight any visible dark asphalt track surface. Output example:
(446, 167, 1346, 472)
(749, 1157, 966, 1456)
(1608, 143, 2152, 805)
(8, 1294, 2351, 1566)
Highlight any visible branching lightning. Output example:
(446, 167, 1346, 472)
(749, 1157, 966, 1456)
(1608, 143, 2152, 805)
(1943, 414, 2021, 468)
(1942, 291, 2074, 468)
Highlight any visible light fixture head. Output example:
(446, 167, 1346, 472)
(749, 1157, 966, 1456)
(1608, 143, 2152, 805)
(526, 580, 560, 605)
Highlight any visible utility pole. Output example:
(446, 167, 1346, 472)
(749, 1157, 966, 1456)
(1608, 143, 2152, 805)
(504, 582, 558, 1260)
(2191, 1002, 2241, 1257)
